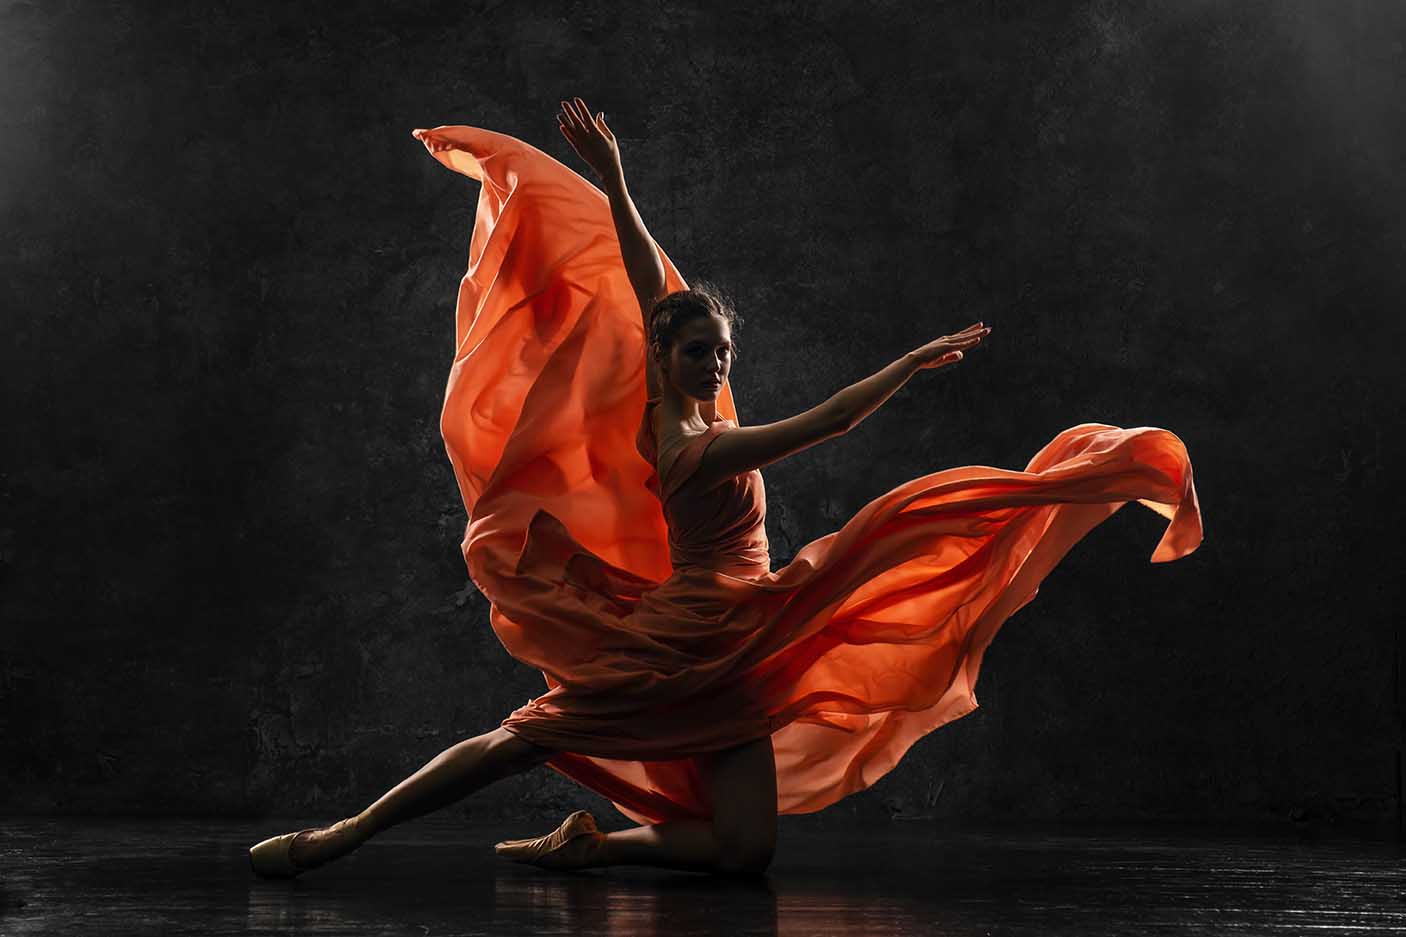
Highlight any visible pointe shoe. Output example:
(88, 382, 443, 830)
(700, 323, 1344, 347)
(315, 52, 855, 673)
(249, 818, 362, 878)
(494, 810, 605, 870)
(249, 828, 318, 878)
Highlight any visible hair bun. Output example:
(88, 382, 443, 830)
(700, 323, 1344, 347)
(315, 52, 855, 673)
(647, 282, 744, 355)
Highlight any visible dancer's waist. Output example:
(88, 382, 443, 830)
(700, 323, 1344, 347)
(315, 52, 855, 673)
(669, 544, 771, 578)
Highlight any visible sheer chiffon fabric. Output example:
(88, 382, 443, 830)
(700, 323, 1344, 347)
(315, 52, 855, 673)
(412, 125, 1203, 826)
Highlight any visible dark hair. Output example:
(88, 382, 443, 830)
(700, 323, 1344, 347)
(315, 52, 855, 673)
(647, 281, 744, 363)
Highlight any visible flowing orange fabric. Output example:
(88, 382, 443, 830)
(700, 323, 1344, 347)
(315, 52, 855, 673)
(411, 125, 1204, 826)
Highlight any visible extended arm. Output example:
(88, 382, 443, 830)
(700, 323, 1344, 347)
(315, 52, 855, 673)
(557, 97, 666, 315)
(689, 324, 990, 490)
(558, 97, 667, 398)
(599, 166, 668, 315)
(688, 354, 923, 490)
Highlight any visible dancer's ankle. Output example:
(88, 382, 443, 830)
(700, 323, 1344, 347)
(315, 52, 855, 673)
(288, 816, 368, 870)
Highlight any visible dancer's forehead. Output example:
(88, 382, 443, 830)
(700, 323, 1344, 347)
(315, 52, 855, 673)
(677, 316, 732, 345)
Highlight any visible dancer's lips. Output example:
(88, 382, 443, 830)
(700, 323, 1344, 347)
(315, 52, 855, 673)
(703, 379, 721, 390)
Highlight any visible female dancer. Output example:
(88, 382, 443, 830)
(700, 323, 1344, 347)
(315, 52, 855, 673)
(250, 97, 1200, 879)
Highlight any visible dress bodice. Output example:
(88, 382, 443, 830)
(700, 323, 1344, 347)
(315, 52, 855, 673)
(635, 398, 770, 576)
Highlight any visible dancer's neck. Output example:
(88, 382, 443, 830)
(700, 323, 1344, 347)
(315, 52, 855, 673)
(656, 388, 716, 434)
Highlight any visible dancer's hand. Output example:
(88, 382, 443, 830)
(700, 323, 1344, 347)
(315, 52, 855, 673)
(906, 322, 992, 370)
(558, 96, 620, 180)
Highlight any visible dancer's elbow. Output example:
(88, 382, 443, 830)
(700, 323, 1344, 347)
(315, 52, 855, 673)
(819, 400, 855, 437)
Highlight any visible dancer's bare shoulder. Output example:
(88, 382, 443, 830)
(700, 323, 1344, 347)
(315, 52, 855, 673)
(650, 406, 701, 480)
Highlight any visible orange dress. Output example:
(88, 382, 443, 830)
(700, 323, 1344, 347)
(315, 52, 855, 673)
(411, 125, 1204, 826)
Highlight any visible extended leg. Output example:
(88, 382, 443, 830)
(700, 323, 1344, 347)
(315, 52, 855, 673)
(354, 726, 556, 835)
(289, 726, 556, 867)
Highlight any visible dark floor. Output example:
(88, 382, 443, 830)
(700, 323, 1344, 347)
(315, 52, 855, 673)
(2, 816, 1403, 935)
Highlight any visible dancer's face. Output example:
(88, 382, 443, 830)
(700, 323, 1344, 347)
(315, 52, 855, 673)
(662, 314, 733, 401)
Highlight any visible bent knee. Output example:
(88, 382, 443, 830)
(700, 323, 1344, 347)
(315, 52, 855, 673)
(489, 727, 556, 770)
(715, 837, 775, 876)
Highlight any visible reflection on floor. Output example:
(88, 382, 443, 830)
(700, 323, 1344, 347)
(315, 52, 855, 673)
(1, 815, 1402, 936)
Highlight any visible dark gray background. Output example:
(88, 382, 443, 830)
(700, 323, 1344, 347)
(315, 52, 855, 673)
(3, 1, 1401, 826)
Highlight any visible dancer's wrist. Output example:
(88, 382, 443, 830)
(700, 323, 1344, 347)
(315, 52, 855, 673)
(599, 160, 626, 191)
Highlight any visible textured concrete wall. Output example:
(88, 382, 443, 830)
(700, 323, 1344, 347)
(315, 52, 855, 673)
(3, 1, 1401, 826)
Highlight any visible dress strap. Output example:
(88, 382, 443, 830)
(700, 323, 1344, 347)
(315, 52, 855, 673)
(660, 420, 732, 499)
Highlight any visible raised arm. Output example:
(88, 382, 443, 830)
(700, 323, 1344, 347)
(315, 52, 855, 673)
(688, 323, 991, 491)
(557, 98, 667, 321)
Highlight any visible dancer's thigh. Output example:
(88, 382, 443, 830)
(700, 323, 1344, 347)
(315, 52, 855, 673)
(698, 734, 777, 858)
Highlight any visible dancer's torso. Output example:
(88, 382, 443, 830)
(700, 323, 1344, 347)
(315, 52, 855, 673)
(637, 399, 771, 578)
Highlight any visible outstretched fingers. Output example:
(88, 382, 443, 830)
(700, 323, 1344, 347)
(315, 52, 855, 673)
(956, 329, 989, 348)
(561, 96, 602, 137)
(951, 322, 991, 343)
(572, 96, 594, 131)
(560, 98, 581, 132)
